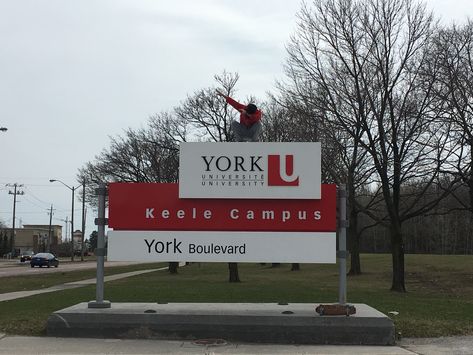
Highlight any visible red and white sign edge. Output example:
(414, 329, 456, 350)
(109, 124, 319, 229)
(107, 231, 336, 264)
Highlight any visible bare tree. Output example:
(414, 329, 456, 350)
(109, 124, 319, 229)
(78, 110, 185, 273)
(175, 71, 243, 282)
(176, 71, 242, 143)
(279, 29, 378, 276)
(286, 0, 454, 291)
(263, 87, 376, 274)
(80, 71, 245, 281)
(432, 21, 473, 213)
(78, 71, 242, 197)
(78, 117, 181, 205)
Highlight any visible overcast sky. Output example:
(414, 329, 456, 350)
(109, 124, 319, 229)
(0, 0, 472, 241)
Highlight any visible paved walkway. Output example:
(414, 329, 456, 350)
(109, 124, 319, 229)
(0, 333, 472, 354)
(0, 333, 413, 354)
(0, 267, 166, 302)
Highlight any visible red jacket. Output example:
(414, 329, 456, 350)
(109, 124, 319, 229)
(225, 96, 262, 127)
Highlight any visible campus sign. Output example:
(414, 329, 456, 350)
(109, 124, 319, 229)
(107, 183, 336, 263)
(107, 142, 336, 263)
(179, 142, 321, 199)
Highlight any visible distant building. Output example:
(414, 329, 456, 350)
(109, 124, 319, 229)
(72, 229, 83, 252)
(0, 225, 63, 255)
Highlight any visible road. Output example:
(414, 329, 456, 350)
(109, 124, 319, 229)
(0, 260, 142, 278)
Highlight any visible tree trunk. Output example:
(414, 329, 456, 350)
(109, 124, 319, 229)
(390, 223, 406, 292)
(348, 209, 361, 275)
(348, 236, 361, 275)
(291, 263, 300, 271)
(228, 262, 240, 282)
(168, 262, 179, 274)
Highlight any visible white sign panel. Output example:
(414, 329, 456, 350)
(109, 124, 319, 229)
(108, 231, 336, 263)
(179, 142, 321, 199)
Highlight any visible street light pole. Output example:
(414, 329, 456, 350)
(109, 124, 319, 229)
(47, 204, 54, 253)
(50, 179, 81, 262)
(81, 180, 86, 261)
(70, 186, 75, 262)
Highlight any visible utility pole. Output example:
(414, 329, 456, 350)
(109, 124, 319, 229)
(49, 179, 80, 262)
(61, 216, 69, 243)
(47, 205, 54, 253)
(81, 180, 86, 261)
(71, 186, 75, 262)
(7, 183, 24, 257)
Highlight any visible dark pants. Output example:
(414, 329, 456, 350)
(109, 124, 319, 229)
(231, 120, 262, 142)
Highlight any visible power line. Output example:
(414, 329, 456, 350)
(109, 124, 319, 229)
(21, 196, 49, 211)
(0, 211, 50, 214)
(0, 208, 82, 214)
(22, 186, 52, 206)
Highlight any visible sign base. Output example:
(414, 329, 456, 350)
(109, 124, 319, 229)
(47, 302, 395, 345)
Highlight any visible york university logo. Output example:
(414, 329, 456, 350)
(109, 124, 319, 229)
(267, 154, 300, 186)
(179, 142, 320, 199)
(200, 154, 300, 187)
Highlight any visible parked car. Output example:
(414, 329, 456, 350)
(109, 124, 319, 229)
(20, 251, 35, 262)
(30, 253, 59, 268)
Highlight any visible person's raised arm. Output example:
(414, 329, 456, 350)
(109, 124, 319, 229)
(216, 91, 245, 112)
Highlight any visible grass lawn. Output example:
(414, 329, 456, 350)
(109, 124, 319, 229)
(0, 254, 472, 338)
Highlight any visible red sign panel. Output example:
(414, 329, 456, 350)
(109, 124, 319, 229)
(108, 183, 336, 232)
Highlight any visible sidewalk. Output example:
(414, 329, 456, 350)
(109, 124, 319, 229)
(1, 333, 472, 354)
(0, 333, 415, 354)
(0, 267, 166, 302)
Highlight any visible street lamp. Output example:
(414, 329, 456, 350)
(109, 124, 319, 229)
(49, 179, 82, 261)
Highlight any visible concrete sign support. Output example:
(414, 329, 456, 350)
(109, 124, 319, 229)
(337, 184, 348, 305)
(88, 182, 110, 309)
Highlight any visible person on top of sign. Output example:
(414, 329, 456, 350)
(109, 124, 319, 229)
(216, 90, 262, 142)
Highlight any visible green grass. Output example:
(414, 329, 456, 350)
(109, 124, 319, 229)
(0, 254, 472, 338)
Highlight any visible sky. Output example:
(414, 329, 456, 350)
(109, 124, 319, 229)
(0, 0, 472, 241)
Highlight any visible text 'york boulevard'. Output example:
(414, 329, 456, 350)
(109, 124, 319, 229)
(145, 238, 246, 255)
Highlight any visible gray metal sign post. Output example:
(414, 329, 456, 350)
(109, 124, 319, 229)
(337, 184, 348, 305)
(88, 182, 111, 308)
